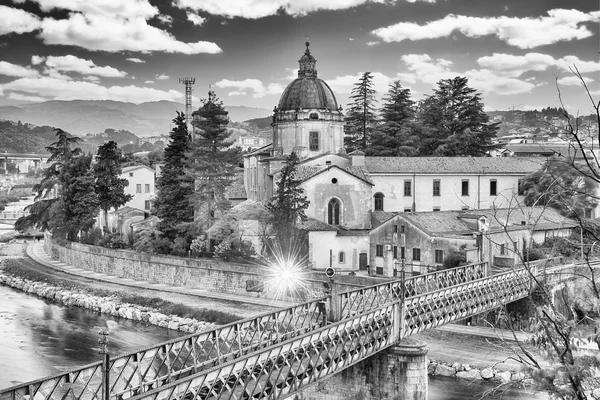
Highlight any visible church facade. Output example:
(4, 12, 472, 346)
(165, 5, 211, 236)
(242, 43, 541, 273)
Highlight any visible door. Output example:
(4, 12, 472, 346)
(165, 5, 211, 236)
(359, 253, 367, 270)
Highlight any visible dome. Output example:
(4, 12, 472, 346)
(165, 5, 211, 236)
(277, 42, 339, 112)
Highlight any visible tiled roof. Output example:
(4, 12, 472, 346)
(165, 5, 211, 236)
(122, 164, 155, 173)
(398, 206, 576, 236)
(244, 143, 272, 157)
(229, 200, 269, 221)
(290, 165, 373, 185)
(226, 170, 247, 200)
(371, 211, 398, 229)
(364, 157, 543, 174)
(298, 218, 339, 231)
(111, 206, 145, 216)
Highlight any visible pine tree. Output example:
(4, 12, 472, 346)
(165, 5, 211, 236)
(154, 112, 194, 238)
(417, 76, 500, 156)
(93, 141, 132, 232)
(368, 81, 419, 156)
(344, 72, 378, 153)
(187, 91, 238, 248)
(15, 128, 82, 232)
(266, 152, 310, 258)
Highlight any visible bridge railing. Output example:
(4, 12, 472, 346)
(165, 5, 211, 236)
(0, 298, 327, 400)
(338, 262, 487, 319)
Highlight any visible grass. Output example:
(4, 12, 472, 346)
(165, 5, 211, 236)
(1, 258, 240, 325)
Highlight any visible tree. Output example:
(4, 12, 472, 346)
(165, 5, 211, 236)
(417, 76, 500, 156)
(15, 128, 82, 232)
(50, 154, 100, 241)
(154, 112, 194, 239)
(93, 141, 132, 233)
(521, 156, 598, 219)
(187, 91, 239, 249)
(344, 72, 378, 153)
(266, 152, 310, 259)
(367, 80, 419, 156)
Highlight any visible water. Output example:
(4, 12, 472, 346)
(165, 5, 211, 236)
(0, 284, 548, 398)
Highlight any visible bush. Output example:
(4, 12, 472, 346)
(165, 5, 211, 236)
(98, 232, 127, 249)
(523, 247, 546, 262)
(80, 228, 103, 245)
(442, 251, 466, 270)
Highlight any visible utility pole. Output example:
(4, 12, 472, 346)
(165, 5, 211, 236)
(179, 77, 196, 139)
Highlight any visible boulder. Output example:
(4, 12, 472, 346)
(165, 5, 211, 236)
(481, 368, 495, 380)
(435, 364, 456, 377)
(495, 371, 512, 384)
(456, 370, 481, 380)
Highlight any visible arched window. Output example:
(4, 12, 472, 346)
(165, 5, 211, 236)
(309, 112, 319, 120)
(374, 192, 384, 211)
(328, 198, 340, 225)
(338, 251, 345, 263)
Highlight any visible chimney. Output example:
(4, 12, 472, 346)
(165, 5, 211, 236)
(348, 150, 365, 167)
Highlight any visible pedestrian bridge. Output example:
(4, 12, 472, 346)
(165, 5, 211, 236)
(1, 262, 538, 400)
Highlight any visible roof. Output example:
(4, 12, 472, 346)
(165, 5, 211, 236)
(121, 164, 155, 174)
(229, 200, 269, 221)
(371, 211, 398, 229)
(244, 143, 272, 157)
(290, 164, 373, 185)
(395, 207, 577, 237)
(110, 206, 145, 216)
(364, 157, 543, 175)
(226, 170, 247, 200)
(277, 44, 338, 112)
(298, 218, 339, 232)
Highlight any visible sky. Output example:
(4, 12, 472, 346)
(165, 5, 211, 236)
(0, 0, 599, 115)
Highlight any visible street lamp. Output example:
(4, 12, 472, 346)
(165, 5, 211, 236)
(394, 259, 399, 277)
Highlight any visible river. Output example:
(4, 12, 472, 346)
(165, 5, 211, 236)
(0, 284, 547, 398)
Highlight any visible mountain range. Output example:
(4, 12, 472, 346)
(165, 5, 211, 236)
(0, 100, 271, 137)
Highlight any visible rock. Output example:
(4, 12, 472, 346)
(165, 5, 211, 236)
(591, 388, 600, 400)
(435, 364, 456, 377)
(481, 368, 495, 380)
(495, 371, 512, 384)
(456, 370, 481, 380)
(511, 371, 525, 382)
(457, 364, 466, 372)
(428, 362, 438, 375)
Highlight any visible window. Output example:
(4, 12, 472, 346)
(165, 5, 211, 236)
(129, 172, 134, 177)
(461, 180, 469, 196)
(374, 193, 384, 211)
(585, 208, 593, 219)
(400, 246, 405, 259)
(145, 184, 150, 193)
(393, 225, 398, 233)
(404, 180, 412, 196)
(338, 252, 345, 263)
(393, 246, 398, 259)
(400, 225, 405, 233)
(517, 179, 525, 196)
(328, 198, 340, 225)
(376, 245, 384, 257)
(144, 200, 151, 210)
(433, 179, 440, 196)
(404, 208, 412, 213)
(309, 131, 319, 151)
(413, 248, 421, 261)
(490, 179, 497, 196)
(500, 244, 505, 255)
(309, 112, 319, 120)
(433, 207, 440, 212)
(461, 206, 469, 210)
(435, 250, 444, 264)
(136, 184, 142, 193)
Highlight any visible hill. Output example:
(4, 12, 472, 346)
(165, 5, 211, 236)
(0, 120, 57, 153)
(0, 100, 270, 137)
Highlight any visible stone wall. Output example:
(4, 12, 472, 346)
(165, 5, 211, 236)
(44, 237, 376, 302)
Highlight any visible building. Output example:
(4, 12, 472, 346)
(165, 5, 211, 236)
(121, 164, 156, 212)
(369, 207, 576, 276)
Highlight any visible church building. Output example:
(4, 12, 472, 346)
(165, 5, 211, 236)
(242, 42, 541, 273)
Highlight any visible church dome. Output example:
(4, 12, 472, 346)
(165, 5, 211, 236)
(277, 42, 339, 112)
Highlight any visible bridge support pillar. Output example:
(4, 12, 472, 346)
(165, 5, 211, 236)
(293, 338, 429, 400)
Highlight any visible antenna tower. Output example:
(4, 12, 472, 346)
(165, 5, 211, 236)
(179, 77, 195, 138)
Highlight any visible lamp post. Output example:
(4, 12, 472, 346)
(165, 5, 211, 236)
(98, 330, 110, 400)
(394, 259, 399, 278)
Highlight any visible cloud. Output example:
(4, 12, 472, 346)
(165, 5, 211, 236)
(0, 5, 41, 35)
(31, 55, 45, 65)
(156, 74, 170, 80)
(8, 92, 48, 103)
(157, 14, 173, 26)
(398, 54, 536, 95)
(83, 75, 100, 82)
(39, 14, 222, 54)
(477, 53, 600, 77)
(0, 61, 40, 78)
(127, 57, 145, 63)
(215, 78, 284, 98)
(556, 75, 595, 86)
(42, 67, 73, 80)
(372, 9, 600, 49)
(187, 11, 206, 26)
(1, 76, 184, 103)
(326, 72, 396, 96)
(144, 80, 155, 84)
(174, 0, 388, 19)
(366, 41, 380, 46)
(42, 55, 127, 77)
(14, 0, 159, 19)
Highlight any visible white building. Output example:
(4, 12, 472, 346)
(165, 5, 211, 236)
(121, 165, 156, 212)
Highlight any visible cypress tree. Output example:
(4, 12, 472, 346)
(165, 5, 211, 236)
(154, 111, 194, 239)
(344, 72, 378, 153)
